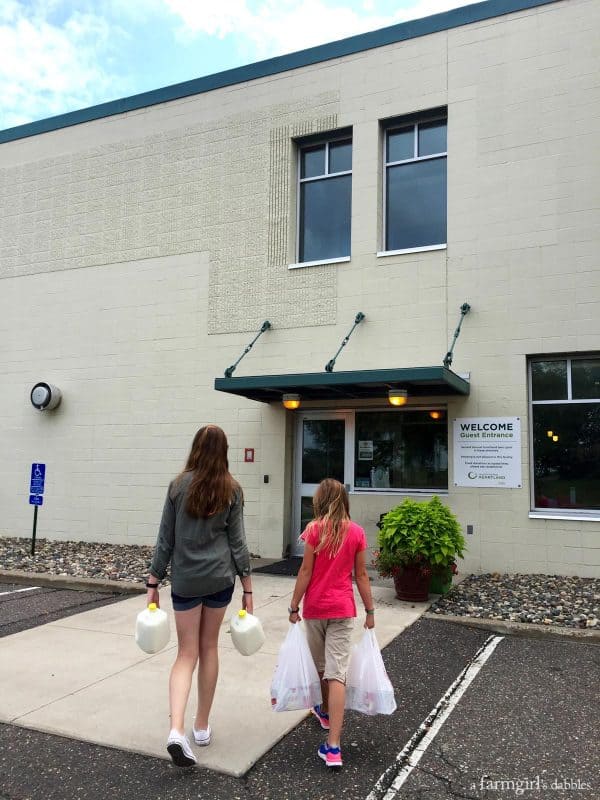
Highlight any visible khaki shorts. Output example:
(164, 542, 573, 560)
(304, 617, 354, 684)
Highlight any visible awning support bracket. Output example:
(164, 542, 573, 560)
(443, 303, 471, 368)
(325, 312, 365, 372)
(224, 320, 272, 378)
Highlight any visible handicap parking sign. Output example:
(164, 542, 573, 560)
(30, 463, 45, 495)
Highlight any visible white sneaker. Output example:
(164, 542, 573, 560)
(167, 729, 197, 767)
(193, 724, 211, 746)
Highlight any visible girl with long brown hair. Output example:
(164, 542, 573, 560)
(288, 478, 374, 769)
(146, 425, 253, 767)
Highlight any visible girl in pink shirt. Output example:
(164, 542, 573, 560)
(289, 479, 375, 768)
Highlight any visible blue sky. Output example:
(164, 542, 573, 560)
(1, 0, 477, 131)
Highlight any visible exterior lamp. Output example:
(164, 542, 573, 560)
(388, 389, 408, 407)
(547, 430, 553, 438)
(552, 435, 559, 442)
(282, 393, 301, 410)
(31, 382, 62, 411)
(429, 410, 444, 420)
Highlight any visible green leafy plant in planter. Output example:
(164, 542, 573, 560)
(373, 496, 466, 601)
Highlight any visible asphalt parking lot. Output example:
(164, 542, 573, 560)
(0, 582, 128, 638)
(1, 610, 598, 800)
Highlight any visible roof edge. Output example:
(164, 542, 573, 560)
(0, 0, 563, 145)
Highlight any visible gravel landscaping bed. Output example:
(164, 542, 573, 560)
(1, 537, 599, 630)
(0, 536, 157, 585)
(430, 572, 600, 629)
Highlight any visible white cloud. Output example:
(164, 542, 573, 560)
(162, 0, 473, 57)
(0, 2, 126, 129)
(0, 0, 477, 129)
(401, 0, 474, 20)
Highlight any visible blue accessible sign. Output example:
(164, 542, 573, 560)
(30, 463, 46, 495)
(29, 464, 46, 556)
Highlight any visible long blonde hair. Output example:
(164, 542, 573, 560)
(174, 425, 240, 518)
(307, 478, 350, 558)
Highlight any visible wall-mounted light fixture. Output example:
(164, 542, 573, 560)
(552, 434, 559, 442)
(547, 430, 553, 438)
(388, 389, 408, 407)
(429, 410, 444, 420)
(282, 393, 301, 410)
(30, 382, 62, 411)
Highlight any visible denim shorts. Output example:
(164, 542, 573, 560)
(171, 583, 235, 612)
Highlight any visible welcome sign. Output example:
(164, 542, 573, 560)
(453, 417, 522, 488)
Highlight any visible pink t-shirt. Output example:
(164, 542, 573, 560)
(301, 520, 367, 619)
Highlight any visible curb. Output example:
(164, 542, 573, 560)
(0, 569, 145, 595)
(0, 557, 283, 596)
(424, 612, 600, 642)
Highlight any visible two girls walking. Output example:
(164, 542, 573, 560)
(147, 426, 372, 771)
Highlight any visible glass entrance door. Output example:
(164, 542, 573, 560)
(292, 412, 352, 555)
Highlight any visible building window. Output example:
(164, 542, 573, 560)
(354, 410, 448, 491)
(383, 114, 447, 252)
(298, 136, 352, 263)
(530, 355, 600, 512)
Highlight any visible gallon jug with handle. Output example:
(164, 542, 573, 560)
(135, 603, 170, 654)
(230, 609, 266, 656)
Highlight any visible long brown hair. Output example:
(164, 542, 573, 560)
(175, 425, 240, 518)
(308, 478, 350, 557)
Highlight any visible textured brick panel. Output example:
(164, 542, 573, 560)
(0, 96, 341, 336)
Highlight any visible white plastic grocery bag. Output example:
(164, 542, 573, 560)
(345, 628, 397, 715)
(270, 623, 322, 712)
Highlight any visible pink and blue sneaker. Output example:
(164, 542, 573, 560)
(318, 742, 343, 768)
(311, 704, 330, 730)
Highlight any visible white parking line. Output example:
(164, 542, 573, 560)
(366, 635, 504, 800)
(0, 586, 41, 597)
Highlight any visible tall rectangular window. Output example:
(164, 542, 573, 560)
(298, 136, 352, 263)
(530, 355, 600, 512)
(384, 115, 447, 252)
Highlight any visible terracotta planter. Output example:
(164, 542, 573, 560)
(393, 564, 431, 601)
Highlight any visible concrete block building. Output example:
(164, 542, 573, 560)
(1, 0, 599, 575)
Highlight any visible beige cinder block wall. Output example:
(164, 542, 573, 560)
(1, 0, 598, 574)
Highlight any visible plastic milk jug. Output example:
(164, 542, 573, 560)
(135, 603, 170, 654)
(230, 610, 266, 656)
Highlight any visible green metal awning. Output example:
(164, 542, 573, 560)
(214, 366, 469, 403)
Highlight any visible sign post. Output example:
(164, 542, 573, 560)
(29, 463, 45, 556)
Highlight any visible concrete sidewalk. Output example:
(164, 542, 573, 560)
(0, 573, 431, 777)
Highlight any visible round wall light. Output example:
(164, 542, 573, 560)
(388, 389, 408, 407)
(282, 393, 301, 410)
(429, 410, 444, 420)
(30, 382, 62, 411)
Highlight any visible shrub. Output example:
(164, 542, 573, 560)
(373, 496, 466, 578)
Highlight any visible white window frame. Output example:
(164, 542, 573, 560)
(296, 135, 352, 264)
(528, 354, 600, 519)
(382, 115, 447, 254)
